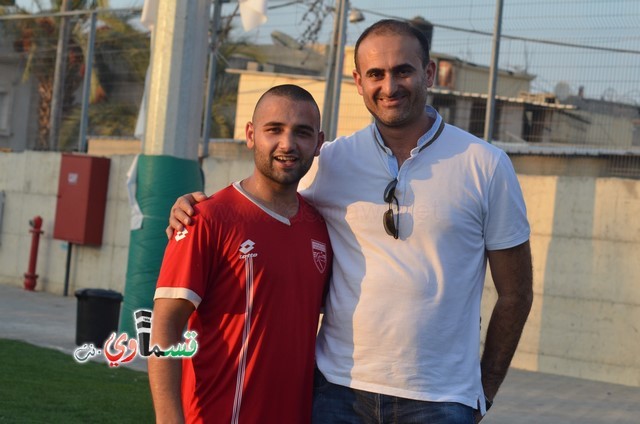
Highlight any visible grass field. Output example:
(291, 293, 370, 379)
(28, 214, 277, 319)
(0, 339, 154, 423)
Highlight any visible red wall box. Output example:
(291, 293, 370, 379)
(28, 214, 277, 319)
(53, 154, 111, 245)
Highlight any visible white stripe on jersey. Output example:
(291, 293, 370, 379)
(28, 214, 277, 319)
(231, 255, 255, 424)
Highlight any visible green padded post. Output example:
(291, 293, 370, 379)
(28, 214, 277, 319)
(119, 154, 203, 337)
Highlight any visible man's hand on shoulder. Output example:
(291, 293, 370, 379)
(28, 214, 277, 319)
(166, 192, 209, 239)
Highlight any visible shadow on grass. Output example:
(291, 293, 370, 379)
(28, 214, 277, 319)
(0, 339, 154, 423)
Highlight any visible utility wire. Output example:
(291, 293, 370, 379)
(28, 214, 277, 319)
(358, 7, 640, 55)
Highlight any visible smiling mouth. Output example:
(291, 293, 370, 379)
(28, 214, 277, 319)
(274, 155, 298, 164)
(378, 96, 405, 106)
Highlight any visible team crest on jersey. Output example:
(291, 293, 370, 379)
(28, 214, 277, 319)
(311, 239, 327, 273)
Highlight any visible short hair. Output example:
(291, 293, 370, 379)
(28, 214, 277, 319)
(354, 19, 431, 70)
(254, 84, 319, 119)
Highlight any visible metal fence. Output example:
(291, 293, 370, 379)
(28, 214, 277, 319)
(0, 7, 148, 152)
(1, 1, 639, 174)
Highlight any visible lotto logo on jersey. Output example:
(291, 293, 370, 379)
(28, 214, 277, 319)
(239, 239, 258, 259)
(311, 239, 327, 273)
(174, 228, 188, 242)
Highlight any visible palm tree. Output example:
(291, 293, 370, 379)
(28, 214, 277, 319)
(57, 8, 150, 150)
(2, 0, 148, 150)
(2, 1, 99, 149)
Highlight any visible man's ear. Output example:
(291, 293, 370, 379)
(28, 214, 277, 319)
(245, 121, 255, 149)
(353, 69, 364, 96)
(315, 131, 325, 156)
(425, 60, 436, 88)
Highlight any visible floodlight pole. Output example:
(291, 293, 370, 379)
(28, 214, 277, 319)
(143, 1, 209, 158)
(322, 0, 349, 141)
(484, 0, 504, 143)
(50, 0, 72, 150)
(201, 0, 224, 159)
(78, 11, 97, 153)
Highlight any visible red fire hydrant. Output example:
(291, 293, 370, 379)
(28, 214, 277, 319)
(24, 216, 43, 291)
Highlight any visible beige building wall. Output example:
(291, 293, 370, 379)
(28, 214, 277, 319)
(579, 111, 635, 148)
(498, 105, 525, 142)
(449, 65, 531, 97)
(232, 71, 371, 139)
(1, 150, 639, 387)
(549, 112, 588, 144)
(547, 110, 634, 147)
(232, 73, 328, 139)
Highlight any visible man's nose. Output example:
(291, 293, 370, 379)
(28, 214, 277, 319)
(278, 131, 296, 150)
(381, 75, 398, 95)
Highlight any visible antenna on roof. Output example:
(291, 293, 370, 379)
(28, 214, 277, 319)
(271, 31, 303, 50)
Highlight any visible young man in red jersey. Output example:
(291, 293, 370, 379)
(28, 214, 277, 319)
(148, 84, 332, 424)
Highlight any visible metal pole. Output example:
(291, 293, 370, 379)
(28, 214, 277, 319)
(201, 0, 223, 159)
(322, 0, 348, 141)
(50, 0, 72, 151)
(483, 0, 504, 143)
(143, 0, 209, 159)
(78, 11, 98, 153)
(63, 242, 72, 296)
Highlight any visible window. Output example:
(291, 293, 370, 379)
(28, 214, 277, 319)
(469, 100, 486, 138)
(437, 60, 454, 89)
(522, 106, 546, 143)
(0, 85, 12, 137)
(633, 119, 640, 147)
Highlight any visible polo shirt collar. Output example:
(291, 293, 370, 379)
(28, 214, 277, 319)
(373, 105, 443, 157)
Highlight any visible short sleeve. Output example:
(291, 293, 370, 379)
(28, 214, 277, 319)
(154, 210, 213, 308)
(484, 152, 530, 250)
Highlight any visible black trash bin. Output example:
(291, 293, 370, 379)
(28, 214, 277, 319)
(75, 288, 123, 347)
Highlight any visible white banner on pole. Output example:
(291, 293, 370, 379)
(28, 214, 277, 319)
(140, 0, 159, 31)
(239, 0, 268, 31)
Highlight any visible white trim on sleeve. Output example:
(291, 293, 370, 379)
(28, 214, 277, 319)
(154, 287, 202, 309)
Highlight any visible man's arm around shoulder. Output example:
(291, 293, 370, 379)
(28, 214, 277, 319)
(166, 192, 209, 239)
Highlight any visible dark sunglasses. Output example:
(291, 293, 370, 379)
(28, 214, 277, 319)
(383, 179, 399, 239)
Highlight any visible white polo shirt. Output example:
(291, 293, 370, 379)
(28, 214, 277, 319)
(299, 107, 530, 409)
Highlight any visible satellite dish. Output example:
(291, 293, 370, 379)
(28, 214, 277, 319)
(554, 81, 572, 102)
(601, 87, 616, 102)
(271, 31, 303, 50)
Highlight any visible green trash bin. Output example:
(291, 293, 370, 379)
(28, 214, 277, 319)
(75, 289, 123, 347)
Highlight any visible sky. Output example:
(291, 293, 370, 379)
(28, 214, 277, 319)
(11, 0, 640, 105)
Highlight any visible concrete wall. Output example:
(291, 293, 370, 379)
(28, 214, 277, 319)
(480, 174, 640, 387)
(0, 151, 133, 293)
(1, 148, 639, 388)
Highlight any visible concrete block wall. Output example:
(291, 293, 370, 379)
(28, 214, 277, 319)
(0, 151, 61, 290)
(481, 175, 640, 387)
(0, 151, 134, 294)
(1, 149, 639, 387)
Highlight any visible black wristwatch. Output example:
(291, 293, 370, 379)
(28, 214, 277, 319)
(485, 396, 494, 411)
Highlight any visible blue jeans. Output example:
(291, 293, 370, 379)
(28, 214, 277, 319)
(312, 367, 475, 424)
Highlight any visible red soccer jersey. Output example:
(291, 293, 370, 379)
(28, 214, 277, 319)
(155, 183, 332, 424)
